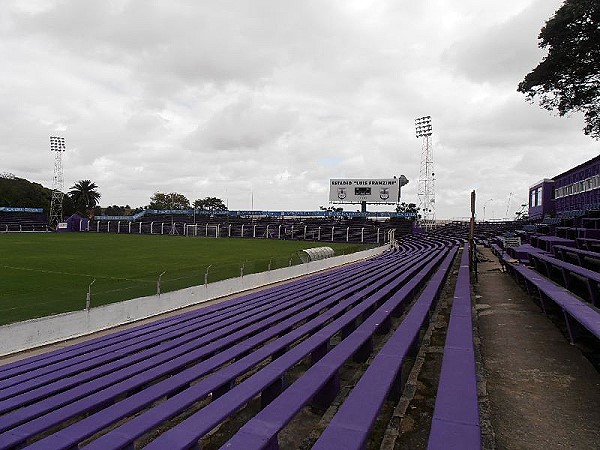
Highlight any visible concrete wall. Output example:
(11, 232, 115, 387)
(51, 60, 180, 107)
(0, 245, 388, 357)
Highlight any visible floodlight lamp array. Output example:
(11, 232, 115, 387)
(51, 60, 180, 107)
(50, 136, 66, 151)
(415, 116, 432, 138)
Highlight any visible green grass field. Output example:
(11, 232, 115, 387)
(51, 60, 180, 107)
(0, 233, 371, 325)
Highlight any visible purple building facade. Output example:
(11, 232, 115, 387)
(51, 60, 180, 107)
(528, 179, 554, 220)
(528, 155, 600, 220)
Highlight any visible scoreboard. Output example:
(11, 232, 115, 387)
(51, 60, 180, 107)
(329, 178, 402, 204)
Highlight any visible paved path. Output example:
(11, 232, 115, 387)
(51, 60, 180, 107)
(475, 247, 600, 449)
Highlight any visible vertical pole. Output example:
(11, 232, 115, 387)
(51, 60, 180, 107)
(470, 190, 476, 272)
(139, 222, 142, 234)
(204, 265, 212, 287)
(86, 279, 96, 310)
(157, 271, 166, 296)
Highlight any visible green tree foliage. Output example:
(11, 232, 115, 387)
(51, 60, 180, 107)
(395, 202, 421, 219)
(0, 173, 74, 215)
(103, 205, 132, 216)
(517, 0, 600, 138)
(319, 205, 344, 213)
(68, 180, 101, 215)
(193, 197, 228, 211)
(149, 192, 190, 210)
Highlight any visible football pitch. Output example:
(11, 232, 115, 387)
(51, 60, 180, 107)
(0, 233, 371, 325)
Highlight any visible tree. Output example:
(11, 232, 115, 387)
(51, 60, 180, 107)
(319, 205, 344, 213)
(148, 192, 190, 210)
(395, 202, 421, 219)
(517, 0, 600, 139)
(193, 197, 227, 211)
(68, 180, 101, 216)
(103, 205, 132, 216)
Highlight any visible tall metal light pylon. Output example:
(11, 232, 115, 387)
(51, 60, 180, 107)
(415, 116, 435, 222)
(49, 136, 66, 229)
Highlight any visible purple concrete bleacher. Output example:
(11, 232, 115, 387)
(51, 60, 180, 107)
(428, 243, 481, 450)
(552, 245, 600, 270)
(0, 241, 438, 450)
(506, 243, 546, 264)
(80, 248, 442, 450)
(527, 252, 600, 307)
(494, 245, 600, 344)
(0, 234, 478, 450)
(0, 254, 407, 449)
(0, 211, 48, 232)
(581, 217, 600, 229)
(309, 248, 457, 450)
(556, 227, 600, 240)
(135, 246, 451, 450)
(576, 237, 600, 252)
(530, 235, 576, 252)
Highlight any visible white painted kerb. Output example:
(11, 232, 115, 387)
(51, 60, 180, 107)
(0, 245, 387, 357)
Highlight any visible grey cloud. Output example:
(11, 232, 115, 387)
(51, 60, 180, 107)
(0, 0, 596, 218)
(189, 96, 297, 151)
(442, 0, 562, 84)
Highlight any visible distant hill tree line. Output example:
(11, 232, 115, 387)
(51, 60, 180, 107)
(0, 173, 75, 214)
(0, 174, 227, 218)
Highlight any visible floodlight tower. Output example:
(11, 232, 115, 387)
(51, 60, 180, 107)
(415, 116, 435, 222)
(49, 136, 66, 229)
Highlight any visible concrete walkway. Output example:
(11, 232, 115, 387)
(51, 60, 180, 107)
(475, 247, 600, 449)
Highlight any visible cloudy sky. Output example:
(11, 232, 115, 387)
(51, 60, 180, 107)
(1, 0, 597, 219)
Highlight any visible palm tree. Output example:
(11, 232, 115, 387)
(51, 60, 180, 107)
(68, 180, 101, 216)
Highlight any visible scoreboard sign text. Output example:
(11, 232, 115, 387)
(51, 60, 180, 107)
(329, 178, 400, 204)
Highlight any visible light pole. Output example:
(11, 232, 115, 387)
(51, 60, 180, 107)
(49, 136, 66, 229)
(483, 198, 493, 222)
(415, 116, 435, 222)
